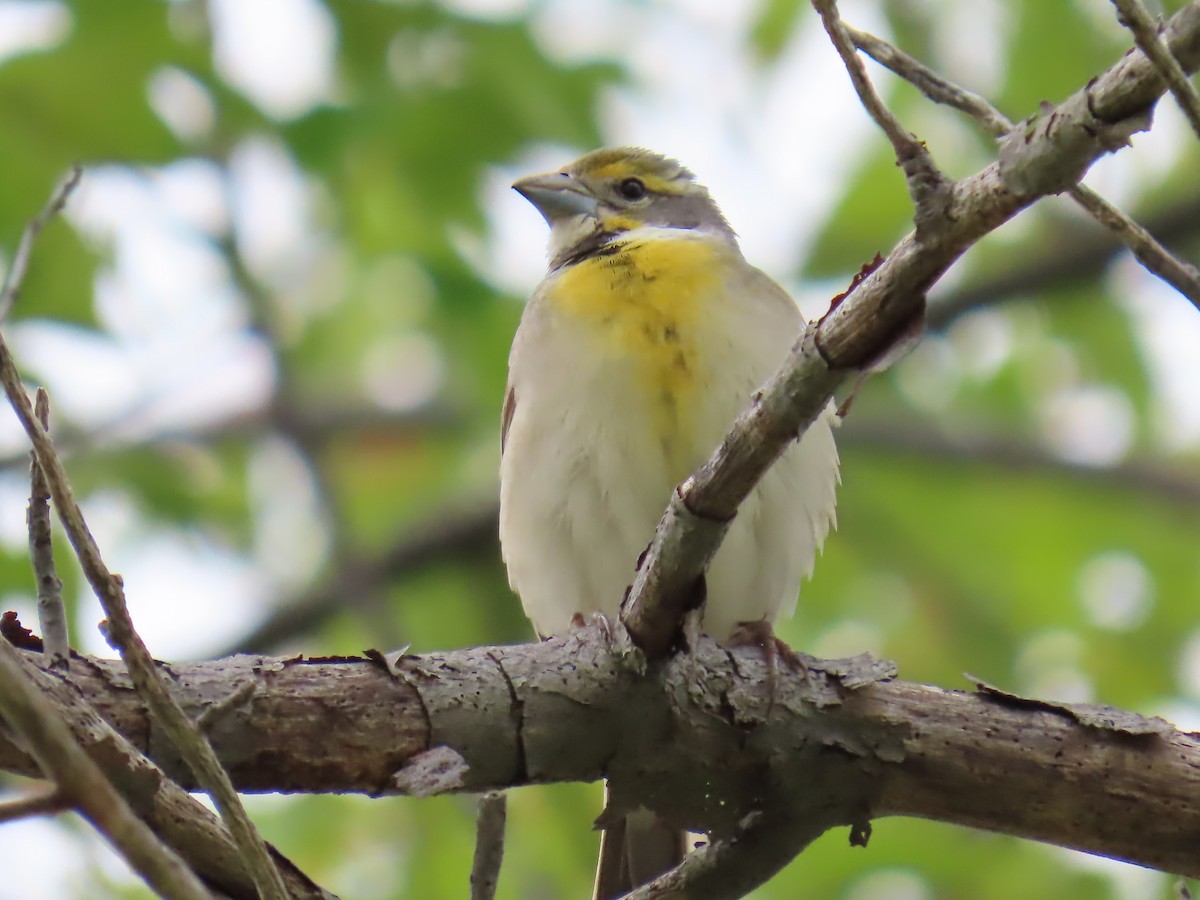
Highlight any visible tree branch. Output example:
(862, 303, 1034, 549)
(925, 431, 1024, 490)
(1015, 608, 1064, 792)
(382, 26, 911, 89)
(0, 172, 292, 900)
(625, 811, 826, 900)
(622, 1, 1200, 657)
(27, 388, 67, 668)
(0, 166, 81, 320)
(1111, 0, 1200, 139)
(0, 783, 68, 824)
(1, 636, 1196, 879)
(925, 194, 1200, 328)
(0, 637, 213, 899)
(848, 24, 1200, 308)
(470, 792, 506, 900)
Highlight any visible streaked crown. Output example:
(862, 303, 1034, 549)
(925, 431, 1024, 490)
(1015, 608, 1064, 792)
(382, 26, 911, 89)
(513, 147, 736, 268)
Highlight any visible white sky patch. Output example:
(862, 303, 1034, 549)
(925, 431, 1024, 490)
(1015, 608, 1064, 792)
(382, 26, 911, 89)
(1038, 383, 1134, 467)
(1014, 629, 1094, 702)
(1177, 628, 1200, 700)
(149, 158, 231, 238)
(247, 436, 331, 592)
(75, 523, 270, 661)
(1051, 845, 1171, 900)
(0, 0, 70, 64)
(1076, 550, 1153, 631)
(209, 0, 336, 120)
(440, 0, 531, 19)
(1117, 259, 1200, 450)
(30, 164, 276, 439)
(845, 868, 934, 900)
(147, 65, 216, 144)
(228, 135, 318, 282)
(361, 331, 446, 413)
(930, 0, 1009, 97)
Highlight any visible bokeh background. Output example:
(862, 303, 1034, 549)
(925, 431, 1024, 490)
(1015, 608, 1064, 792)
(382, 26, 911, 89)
(1, 0, 1199, 897)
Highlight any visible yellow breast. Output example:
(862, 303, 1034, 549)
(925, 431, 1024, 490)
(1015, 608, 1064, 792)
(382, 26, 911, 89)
(549, 234, 726, 476)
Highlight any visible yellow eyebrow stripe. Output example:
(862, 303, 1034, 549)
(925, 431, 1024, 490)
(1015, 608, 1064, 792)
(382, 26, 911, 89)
(588, 162, 686, 195)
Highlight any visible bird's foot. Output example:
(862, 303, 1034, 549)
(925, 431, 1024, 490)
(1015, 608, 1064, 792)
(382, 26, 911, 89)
(727, 619, 809, 712)
(570, 611, 615, 644)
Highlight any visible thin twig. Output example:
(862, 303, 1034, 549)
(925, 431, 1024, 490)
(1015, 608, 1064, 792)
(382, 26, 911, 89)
(28, 387, 67, 668)
(470, 792, 507, 900)
(1067, 184, 1200, 307)
(1112, 0, 1200, 140)
(848, 25, 1200, 308)
(0, 176, 292, 900)
(0, 638, 212, 899)
(12, 637, 337, 898)
(0, 783, 69, 824)
(927, 193, 1200, 327)
(810, 0, 950, 223)
(845, 26, 1011, 132)
(0, 166, 82, 322)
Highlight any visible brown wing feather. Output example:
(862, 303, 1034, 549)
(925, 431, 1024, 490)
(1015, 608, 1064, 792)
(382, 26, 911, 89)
(501, 385, 516, 454)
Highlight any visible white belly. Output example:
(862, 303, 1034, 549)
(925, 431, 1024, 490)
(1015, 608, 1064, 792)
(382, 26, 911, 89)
(500, 250, 839, 640)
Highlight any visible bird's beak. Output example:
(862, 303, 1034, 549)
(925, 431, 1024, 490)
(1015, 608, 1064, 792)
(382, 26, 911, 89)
(512, 171, 598, 224)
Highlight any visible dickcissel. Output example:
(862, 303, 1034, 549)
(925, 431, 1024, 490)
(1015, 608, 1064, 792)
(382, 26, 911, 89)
(499, 147, 840, 897)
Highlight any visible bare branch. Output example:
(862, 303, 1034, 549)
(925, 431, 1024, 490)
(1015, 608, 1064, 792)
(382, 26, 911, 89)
(926, 193, 1200, 327)
(0, 166, 81, 321)
(810, 0, 951, 227)
(622, 0, 1200, 658)
(8, 628, 336, 899)
(1064, 184, 1200, 305)
(1111, 0, 1200, 139)
(0, 175, 292, 900)
(470, 792, 507, 900)
(0, 638, 213, 899)
(3, 639, 1198, 879)
(624, 812, 825, 900)
(28, 388, 67, 668)
(848, 25, 1200, 308)
(0, 783, 68, 824)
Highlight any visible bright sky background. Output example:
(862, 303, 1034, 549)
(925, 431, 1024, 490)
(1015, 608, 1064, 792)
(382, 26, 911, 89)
(0, 0, 1196, 897)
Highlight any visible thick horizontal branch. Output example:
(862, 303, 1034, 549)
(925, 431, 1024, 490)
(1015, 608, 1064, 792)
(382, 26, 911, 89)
(2, 634, 1198, 879)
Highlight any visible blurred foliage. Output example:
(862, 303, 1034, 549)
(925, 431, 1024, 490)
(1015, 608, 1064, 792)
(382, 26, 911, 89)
(0, 0, 1198, 899)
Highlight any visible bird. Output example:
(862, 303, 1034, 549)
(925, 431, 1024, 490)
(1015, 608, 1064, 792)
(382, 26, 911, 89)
(499, 147, 840, 898)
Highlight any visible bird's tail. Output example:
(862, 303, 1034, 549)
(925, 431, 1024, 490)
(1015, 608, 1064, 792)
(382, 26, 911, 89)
(593, 783, 685, 899)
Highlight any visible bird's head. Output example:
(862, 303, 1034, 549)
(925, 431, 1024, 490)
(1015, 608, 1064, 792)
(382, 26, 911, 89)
(513, 147, 735, 268)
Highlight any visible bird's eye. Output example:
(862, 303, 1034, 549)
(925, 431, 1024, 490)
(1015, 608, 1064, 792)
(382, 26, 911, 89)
(617, 177, 647, 200)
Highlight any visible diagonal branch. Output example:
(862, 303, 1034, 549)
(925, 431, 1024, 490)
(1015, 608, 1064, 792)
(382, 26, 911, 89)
(847, 24, 1200, 307)
(1111, 0, 1200, 139)
(0, 166, 82, 321)
(0, 174, 293, 900)
(0, 784, 68, 824)
(27, 387, 67, 668)
(0, 637, 213, 899)
(810, 0, 951, 230)
(622, 2, 1200, 658)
